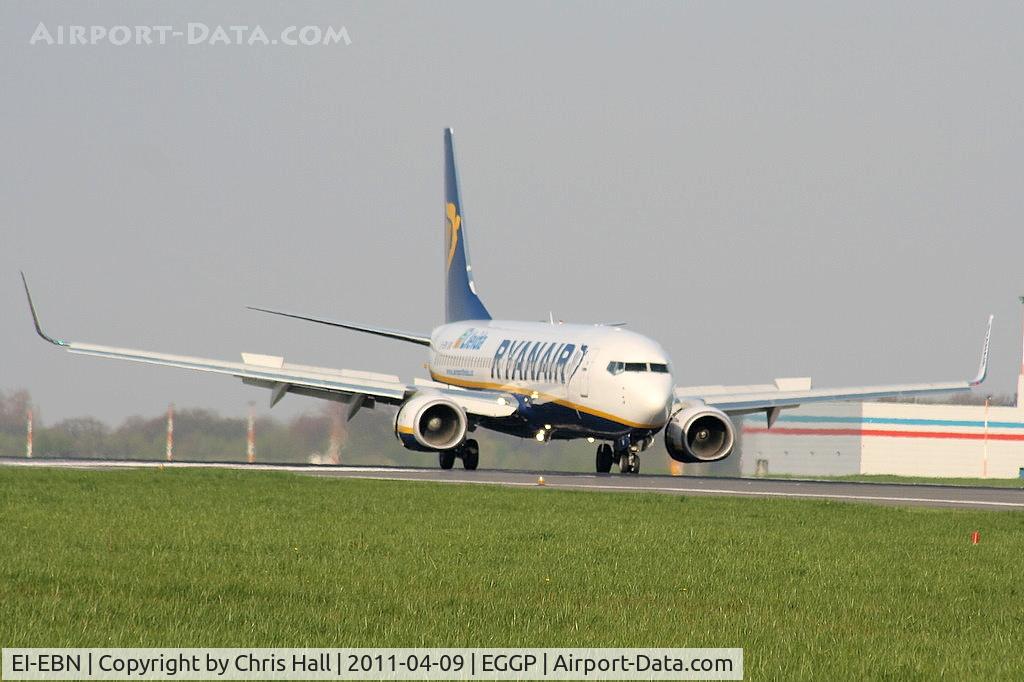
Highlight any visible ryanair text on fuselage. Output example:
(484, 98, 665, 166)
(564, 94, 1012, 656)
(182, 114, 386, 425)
(490, 339, 588, 384)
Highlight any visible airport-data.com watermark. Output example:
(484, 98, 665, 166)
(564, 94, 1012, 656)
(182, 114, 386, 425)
(29, 22, 351, 47)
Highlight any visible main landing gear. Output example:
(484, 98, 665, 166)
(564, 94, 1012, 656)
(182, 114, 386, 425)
(595, 439, 642, 474)
(440, 439, 479, 471)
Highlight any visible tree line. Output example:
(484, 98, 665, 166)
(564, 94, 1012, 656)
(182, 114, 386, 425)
(0, 388, 617, 472)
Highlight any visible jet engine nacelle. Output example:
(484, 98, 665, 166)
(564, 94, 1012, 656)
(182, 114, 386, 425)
(664, 404, 736, 463)
(394, 393, 468, 452)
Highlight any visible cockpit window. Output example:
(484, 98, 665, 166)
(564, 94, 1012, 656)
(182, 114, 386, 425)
(607, 361, 670, 375)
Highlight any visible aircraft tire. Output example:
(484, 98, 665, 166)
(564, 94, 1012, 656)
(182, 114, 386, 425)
(461, 439, 479, 470)
(439, 451, 456, 470)
(619, 452, 640, 474)
(595, 444, 613, 473)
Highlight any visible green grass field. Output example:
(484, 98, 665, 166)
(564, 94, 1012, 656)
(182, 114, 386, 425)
(2, 468, 1021, 680)
(766, 473, 1024, 489)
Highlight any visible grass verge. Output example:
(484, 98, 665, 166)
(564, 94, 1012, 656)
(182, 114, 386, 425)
(1, 468, 1021, 679)
(761, 473, 1024, 488)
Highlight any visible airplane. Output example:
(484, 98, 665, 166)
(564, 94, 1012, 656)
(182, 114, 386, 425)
(22, 129, 993, 474)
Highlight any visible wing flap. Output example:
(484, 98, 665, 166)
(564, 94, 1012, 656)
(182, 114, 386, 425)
(67, 342, 408, 402)
(699, 380, 972, 414)
(677, 315, 993, 416)
(675, 376, 812, 398)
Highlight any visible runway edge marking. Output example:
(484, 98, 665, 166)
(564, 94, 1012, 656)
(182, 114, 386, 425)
(340, 474, 1024, 509)
(2, 458, 1021, 509)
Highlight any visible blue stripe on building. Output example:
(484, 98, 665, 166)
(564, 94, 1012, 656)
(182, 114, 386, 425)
(763, 414, 1024, 429)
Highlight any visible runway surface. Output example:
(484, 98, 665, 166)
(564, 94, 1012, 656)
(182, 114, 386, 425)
(2, 457, 1023, 510)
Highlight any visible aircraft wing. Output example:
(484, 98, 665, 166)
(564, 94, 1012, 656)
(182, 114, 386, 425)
(675, 315, 993, 418)
(21, 275, 515, 419)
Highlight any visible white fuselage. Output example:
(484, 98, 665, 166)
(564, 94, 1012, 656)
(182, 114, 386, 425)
(428, 320, 675, 440)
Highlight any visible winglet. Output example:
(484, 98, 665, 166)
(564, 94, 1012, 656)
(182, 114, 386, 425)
(20, 272, 67, 346)
(970, 314, 993, 386)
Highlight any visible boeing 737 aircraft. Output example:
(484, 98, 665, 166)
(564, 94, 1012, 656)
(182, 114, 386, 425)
(23, 129, 993, 474)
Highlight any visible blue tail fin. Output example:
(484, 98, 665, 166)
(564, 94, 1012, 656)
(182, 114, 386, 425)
(444, 129, 492, 323)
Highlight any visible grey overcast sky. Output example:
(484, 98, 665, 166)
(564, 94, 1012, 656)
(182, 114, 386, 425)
(2, 1, 1022, 424)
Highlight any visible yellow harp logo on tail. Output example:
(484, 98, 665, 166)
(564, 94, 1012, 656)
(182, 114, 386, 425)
(446, 202, 461, 271)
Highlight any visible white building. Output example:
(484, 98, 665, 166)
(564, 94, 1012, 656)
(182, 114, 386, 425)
(739, 400, 1024, 479)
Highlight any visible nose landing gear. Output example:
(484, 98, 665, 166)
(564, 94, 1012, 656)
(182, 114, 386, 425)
(619, 451, 640, 474)
(595, 442, 641, 474)
(595, 436, 648, 474)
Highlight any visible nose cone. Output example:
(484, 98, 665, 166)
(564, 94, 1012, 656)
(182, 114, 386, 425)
(629, 375, 674, 427)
